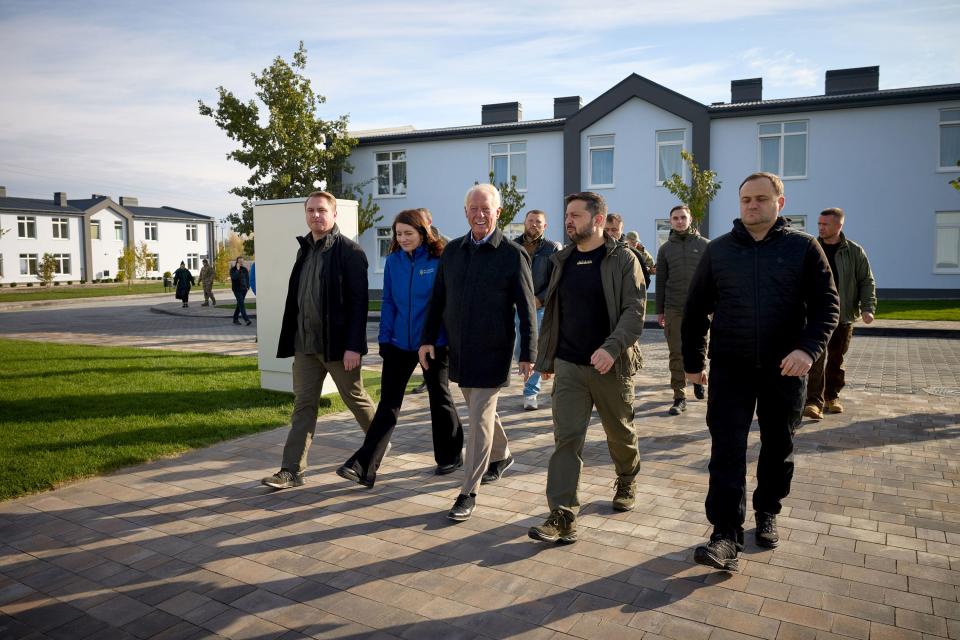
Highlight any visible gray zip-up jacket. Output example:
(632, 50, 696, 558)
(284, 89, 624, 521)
(535, 235, 646, 377)
(655, 228, 709, 313)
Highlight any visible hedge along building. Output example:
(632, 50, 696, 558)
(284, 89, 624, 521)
(0, 188, 215, 284)
(346, 66, 960, 299)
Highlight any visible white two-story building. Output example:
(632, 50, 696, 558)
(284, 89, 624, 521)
(0, 188, 215, 284)
(347, 66, 960, 298)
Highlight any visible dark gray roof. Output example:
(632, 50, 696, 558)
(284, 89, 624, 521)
(126, 205, 213, 221)
(67, 196, 110, 211)
(707, 83, 960, 117)
(356, 117, 565, 145)
(0, 196, 85, 215)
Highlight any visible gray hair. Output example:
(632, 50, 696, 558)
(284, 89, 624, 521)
(463, 183, 501, 209)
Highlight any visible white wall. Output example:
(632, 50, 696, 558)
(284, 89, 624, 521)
(0, 212, 83, 283)
(347, 130, 564, 289)
(710, 100, 960, 291)
(252, 197, 359, 394)
(90, 207, 127, 280)
(134, 219, 211, 275)
(580, 97, 694, 249)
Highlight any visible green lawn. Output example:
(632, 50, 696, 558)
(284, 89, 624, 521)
(873, 300, 960, 321)
(0, 282, 190, 302)
(217, 302, 257, 310)
(0, 339, 397, 500)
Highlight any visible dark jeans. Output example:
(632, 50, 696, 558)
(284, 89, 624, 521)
(346, 343, 463, 484)
(233, 289, 249, 322)
(705, 359, 804, 546)
(806, 323, 854, 408)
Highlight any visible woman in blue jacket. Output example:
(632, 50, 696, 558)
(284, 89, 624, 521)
(337, 209, 463, 487)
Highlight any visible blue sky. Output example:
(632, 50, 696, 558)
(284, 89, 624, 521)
(1, 0, 958, 222)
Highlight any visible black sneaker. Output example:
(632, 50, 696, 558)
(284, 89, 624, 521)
(694, 384, 705, 400)
(435, 457, 463, 476)
(528, 509, 578, 544)
(261, 469, 304, 489)
(694, 534, 740, 571)
(245, 320, 252, 326)
(755, 512, 780, 548)
(336, 461, 374, 488)
(481, 455, 514, 484)
(447, 494, 475, 521)
(411, 381, 428, 394)
(668, 398, 686, 415)
(233, 319, 241, 325)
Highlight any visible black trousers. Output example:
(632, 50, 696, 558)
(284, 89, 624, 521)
(346, 343, 463, 483)
(705, 359, 805, 546)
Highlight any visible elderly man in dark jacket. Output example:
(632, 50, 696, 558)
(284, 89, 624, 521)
(682, 172, 839, 571)
(513, 209, 562, 410)
(420, 183, 537, 522)
(261, 191, 376, 490)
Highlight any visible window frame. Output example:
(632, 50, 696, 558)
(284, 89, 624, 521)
(375, 226, 392, 273)
(185, 224, 197, 242)
(144, 222, 159, 241)
(489, 141, 528, 191)
(146, 253, 159, 272)
(374, 150, 408, 199)
(935, 211, 960, 274)
(782, 214, 807, 234)
(938, 108, 960, 172)
(17, 216, 36, 239)
(588, 134, 615, 189)
(51, 217, 70, 240)
(186, 253, 199, 270)
(53, 253, 71, 275)
(758, 120, 809, 180)
(655, 219, 671, 250)
(90, 220, 101, 240)
(19, 253, 38, 276)
(114, 221, 123, 241)
(655, 129, 687, 186)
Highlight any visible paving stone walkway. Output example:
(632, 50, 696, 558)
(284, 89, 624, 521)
(2, 300, 960, 639)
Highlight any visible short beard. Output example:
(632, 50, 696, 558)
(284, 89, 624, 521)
(567, 226, 594, 244)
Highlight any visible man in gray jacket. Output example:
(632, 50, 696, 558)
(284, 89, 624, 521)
(656, 205, 709, 415)
(528, 191, 645, 545)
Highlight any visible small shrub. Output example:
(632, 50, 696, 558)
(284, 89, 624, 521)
(53, 282, 61, 286)
(10, 282, 17, 288)
(66, 281, 73, 285)
(26, 283, 33, 287)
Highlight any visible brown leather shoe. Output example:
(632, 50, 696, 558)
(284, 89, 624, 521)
(825, 398, 844, 414)
(802, 404, 823, 420)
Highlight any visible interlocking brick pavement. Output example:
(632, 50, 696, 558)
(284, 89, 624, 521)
(2, 299, 960, 638)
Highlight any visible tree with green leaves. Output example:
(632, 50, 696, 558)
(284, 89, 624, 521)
(135, 241, 152, 279)
(951, 161, 960, 192)
(199, 42, 366, 253)
(214, 246, 231, 283)
(489, 172, 526, 231)
(37, 253, 57, 286)
(117, 246, 139, 289)
(662, 150, 722, 232)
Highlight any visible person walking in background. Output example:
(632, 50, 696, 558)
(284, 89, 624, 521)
(420, 183, 537, 522)
(682, 172, 838, 571)
(337, 209, 464, 487)
(512, 209, 562, 410)
(173, 261, 194, 308)
(198, 258, 216, 307)
(230, 257, 252, 326)
(655, 205, 709, 415)
(528, 191, 645, 545)
(803, 207, 876, 420)
(604, 214, 651, 286)
(261, 190, 377, 490)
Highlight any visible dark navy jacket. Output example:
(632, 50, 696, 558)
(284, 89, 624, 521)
(379, 245, 447, 351)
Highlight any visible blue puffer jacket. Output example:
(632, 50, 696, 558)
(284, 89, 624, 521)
(379, 245, 447, 351)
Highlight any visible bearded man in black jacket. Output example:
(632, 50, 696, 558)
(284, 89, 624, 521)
(682, 172, 839, 571)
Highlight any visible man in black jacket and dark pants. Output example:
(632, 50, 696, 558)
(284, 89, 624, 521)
(262, 191, 376, 490)
(420, 183, 537, 522)
(682, 172, 839, 571)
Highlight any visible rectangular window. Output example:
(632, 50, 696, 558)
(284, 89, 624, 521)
(186, 253, 199, 270)
(17, 216, 36, 239)
(588, 135, 615, 187)
(376, 150, 407, 196)
(144, 222, 158, 241)
(19, 253, 38, 275)
(936, 212, 960, 272)
(376, 227, 392, 272)
(146, 254, 159, 272)
(52, 217, 69, 239)
(783, 215, 807, 234)
(53, 253, 71, 275)
(489, 141, 527, 190)
(502, 223, 525, 239)
(656, 130, 685, 185)
(0, 254, 4, 279)
(185, 224, 197, 242)
(940, 109, 960, 171)
(90, 221, 101, 240)
(759, 120, 807, 178)
(114, 221, 123, 241)
(655, 219, 671, 249)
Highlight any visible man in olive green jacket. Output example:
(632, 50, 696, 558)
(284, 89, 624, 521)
(655, 205, 709, 415)
(804, 207, 876, 419)
(198, 259, 216, 306)
(529, 191, 645, 545)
